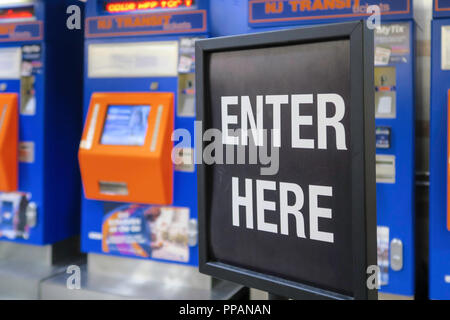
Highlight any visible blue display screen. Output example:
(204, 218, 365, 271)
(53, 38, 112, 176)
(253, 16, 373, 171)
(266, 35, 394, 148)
(101, 105, 151, 146)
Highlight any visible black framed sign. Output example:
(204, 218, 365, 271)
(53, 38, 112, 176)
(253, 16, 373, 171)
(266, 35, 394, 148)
(196, 21, 377, 300)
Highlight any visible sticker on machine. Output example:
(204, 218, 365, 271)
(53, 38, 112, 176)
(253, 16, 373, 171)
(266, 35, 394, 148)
(377, 226, 390, 286)
(442, 26, 450, 70)
(374, 47, 391, 66)
(19, 142, 34, 163)
(20, 76, 36, 115)
(0, 192, 33, 241)
(178, 37, 204, 73)
(21, 44, 42, 76)
(102, 204, 190, 263)
(375, 23, 410, 64)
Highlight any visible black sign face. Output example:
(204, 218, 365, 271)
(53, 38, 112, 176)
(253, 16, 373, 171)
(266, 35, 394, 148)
(196, 21, 377, 300)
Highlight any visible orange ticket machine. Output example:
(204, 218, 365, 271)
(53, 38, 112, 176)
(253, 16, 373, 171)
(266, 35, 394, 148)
(0, 93, 18, 192)
(79, 93, 174, 205)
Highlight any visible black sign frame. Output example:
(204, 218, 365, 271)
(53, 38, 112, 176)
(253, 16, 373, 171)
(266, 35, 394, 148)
(196, 21, 377, 300)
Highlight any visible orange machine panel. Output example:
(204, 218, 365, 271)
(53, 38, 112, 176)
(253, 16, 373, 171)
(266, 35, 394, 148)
(0, 93, 18, 192)
(79, 92, 174, 205)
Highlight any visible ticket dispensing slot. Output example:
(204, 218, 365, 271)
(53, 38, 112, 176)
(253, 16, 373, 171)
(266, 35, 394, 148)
(376, 155, 396, 184)
(0, 93, 18, 192)
(79, 93, 174, 205)
(375, 67, 397, 119)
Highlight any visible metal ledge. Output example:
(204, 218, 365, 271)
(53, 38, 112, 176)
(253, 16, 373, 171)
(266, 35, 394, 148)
(0, 237, 83, 299)
(40, 254, 248, 300)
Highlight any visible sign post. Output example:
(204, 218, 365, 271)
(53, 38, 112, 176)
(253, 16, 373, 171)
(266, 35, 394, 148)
(196, 21, 377, 300)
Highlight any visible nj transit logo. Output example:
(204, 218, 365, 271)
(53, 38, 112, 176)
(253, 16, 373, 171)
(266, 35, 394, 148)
(85, 10, 207, 38)
(0, 22, 42, 42)
(249, 0, 411, 24)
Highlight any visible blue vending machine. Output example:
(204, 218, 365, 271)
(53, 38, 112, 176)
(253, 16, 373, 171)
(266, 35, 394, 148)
(0, 0, 84, 298)
(209, 0, 416, 298)
(429, 0, 450, 300)
(0, 1, 83, 247)
(76, 0, 243, 299)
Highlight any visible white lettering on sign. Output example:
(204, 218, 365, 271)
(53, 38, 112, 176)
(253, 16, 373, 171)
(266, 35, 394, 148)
(221, 94, 347, 150)
(223, 94, 347, 244)
(232, 177, 334, 244)
(291, 94, 314, 149)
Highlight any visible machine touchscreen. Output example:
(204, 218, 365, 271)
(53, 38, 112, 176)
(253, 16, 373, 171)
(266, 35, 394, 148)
(101, 105, 150, 146)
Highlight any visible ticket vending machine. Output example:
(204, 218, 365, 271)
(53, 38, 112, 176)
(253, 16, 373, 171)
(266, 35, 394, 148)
(0, 1, 83, 247)
(209, 0, 416, 298)
(75, 0, 243, 299)
(0, 0, 84, 298)
(429, 0, 450, 300)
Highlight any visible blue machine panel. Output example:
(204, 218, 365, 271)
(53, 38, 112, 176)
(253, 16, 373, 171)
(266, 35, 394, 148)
(0, 1, 84, 245)
(434, 0, 450, 19)
(81, 0, 209, 266)
(209, 0, 416, 297)
(374, 21, 415, 296)
(430, 17, 450, 300)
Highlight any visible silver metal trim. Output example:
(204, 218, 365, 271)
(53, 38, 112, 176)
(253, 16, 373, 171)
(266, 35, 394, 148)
(390, 238, 403, 272)
(0, 104, 7, 130)
(81, 103, 100, 150)
(150, 105, 163, 152)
